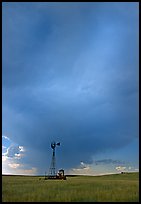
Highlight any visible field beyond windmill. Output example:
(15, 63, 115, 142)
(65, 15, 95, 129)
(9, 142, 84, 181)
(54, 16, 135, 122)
(2, 172, 139, 202)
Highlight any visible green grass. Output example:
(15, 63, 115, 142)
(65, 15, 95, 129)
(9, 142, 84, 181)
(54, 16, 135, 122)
(2, 172, 139, 202)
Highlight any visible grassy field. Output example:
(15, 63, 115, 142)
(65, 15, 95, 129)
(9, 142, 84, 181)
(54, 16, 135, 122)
(2, 172, 139, 202)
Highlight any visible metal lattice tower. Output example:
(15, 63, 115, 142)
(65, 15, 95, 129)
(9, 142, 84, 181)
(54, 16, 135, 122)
(48, 141, 60, 177)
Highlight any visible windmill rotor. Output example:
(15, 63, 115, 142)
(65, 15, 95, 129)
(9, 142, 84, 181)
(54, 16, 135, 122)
(51, 141, 60, 149)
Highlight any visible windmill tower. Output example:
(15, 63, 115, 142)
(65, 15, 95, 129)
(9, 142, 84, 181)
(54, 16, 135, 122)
(48, 141, 60, 178)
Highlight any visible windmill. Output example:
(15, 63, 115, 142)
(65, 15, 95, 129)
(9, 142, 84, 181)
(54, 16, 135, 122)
(48, 141, 60, 178)
(47, 141, 66, 180)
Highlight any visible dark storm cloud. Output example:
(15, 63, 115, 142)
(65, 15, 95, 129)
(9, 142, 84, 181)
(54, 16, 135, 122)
(2, 2, 139, 173)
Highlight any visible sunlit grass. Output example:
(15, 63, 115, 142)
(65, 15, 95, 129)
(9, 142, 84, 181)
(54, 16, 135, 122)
(2, 172, 139, 202)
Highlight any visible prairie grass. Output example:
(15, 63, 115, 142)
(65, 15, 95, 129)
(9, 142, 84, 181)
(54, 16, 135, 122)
(2, 172, 139, 202)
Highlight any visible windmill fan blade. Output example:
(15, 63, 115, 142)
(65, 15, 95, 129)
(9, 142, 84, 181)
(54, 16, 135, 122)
(56, 142, 60, 146)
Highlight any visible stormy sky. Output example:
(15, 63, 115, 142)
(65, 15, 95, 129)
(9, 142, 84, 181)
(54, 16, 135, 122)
(2, 2, 139, 175)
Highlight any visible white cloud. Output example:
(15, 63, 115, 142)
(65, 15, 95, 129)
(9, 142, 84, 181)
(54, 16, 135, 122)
(2, 155, 38, 175)
(2, 135, 11, 140)
(67, 161, 95, 175)
(3, 144, 25, 159)
(67, 161, 137, 176)
(115, 166, 126, 171)
(19, 146, 25, 152)
(4, 145, 20, 157)
(21, 168, 37, 175)
(80, 161, 90, 169)
(80, 161, 85, 166)
(8, 163, 21, 168)
(2, 155, 7, 162)
(2, 138, 37, 175)
(134, 168, 139, 171)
